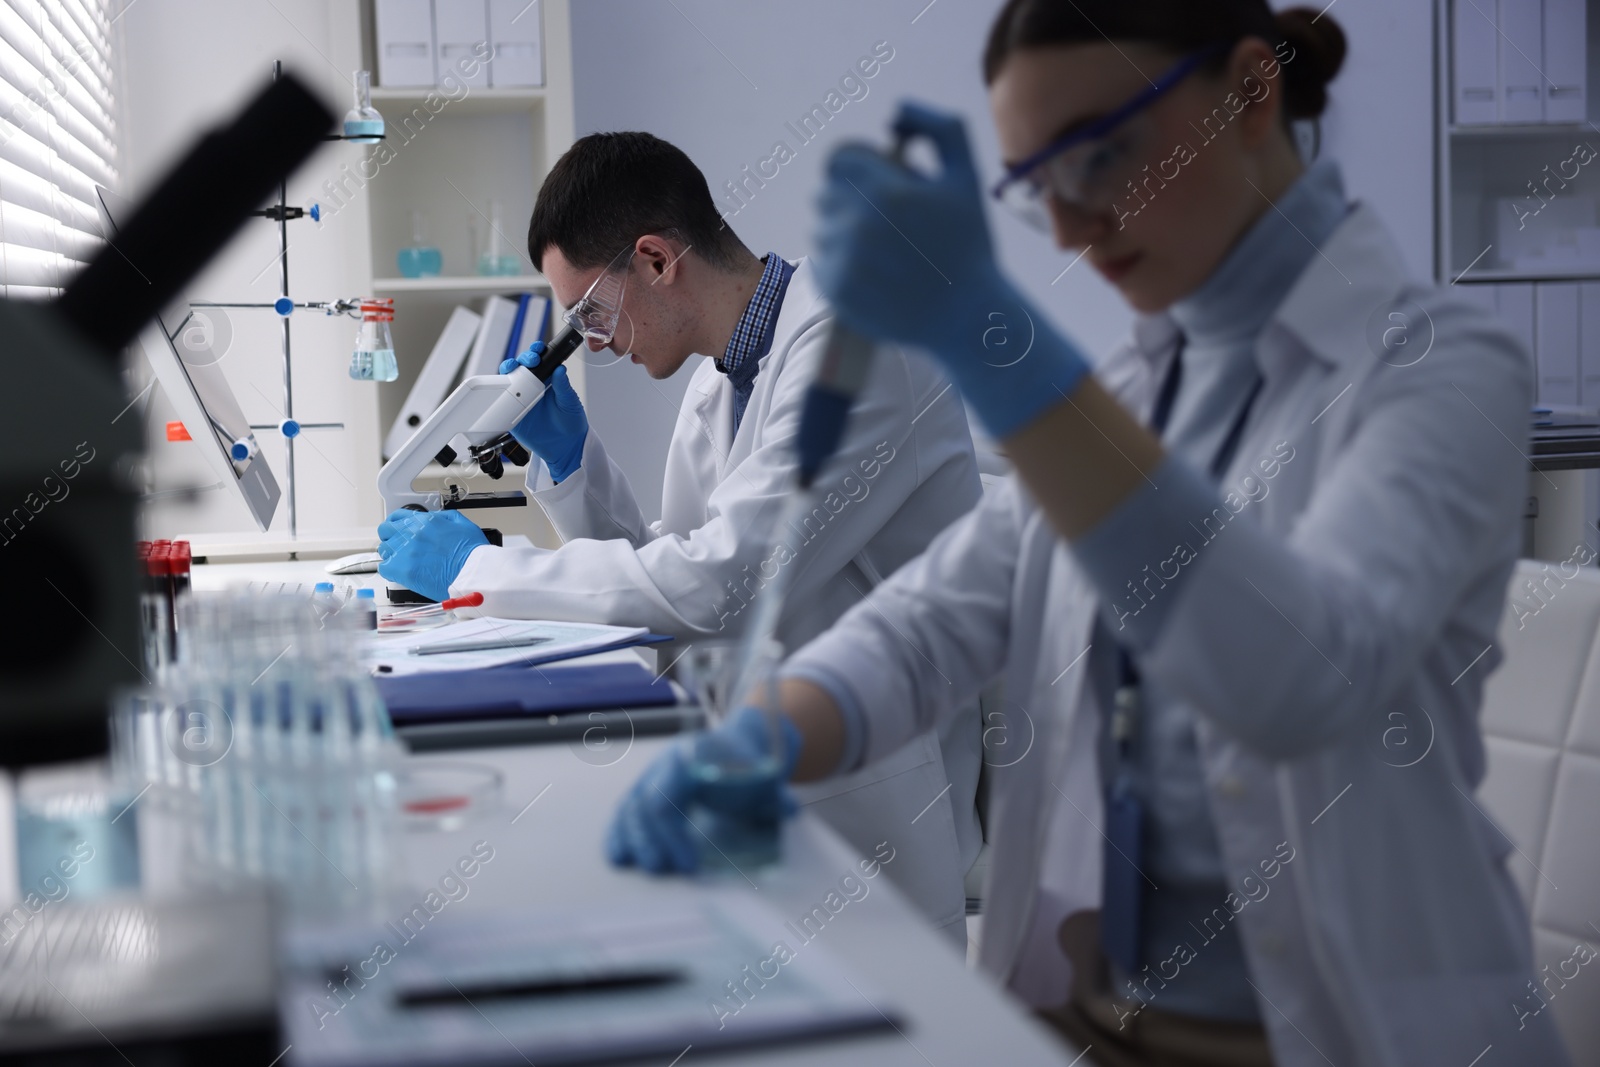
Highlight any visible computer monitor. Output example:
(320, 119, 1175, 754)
(97, 186, 280, 531)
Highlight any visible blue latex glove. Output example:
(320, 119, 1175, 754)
(812, 101, 1092, 439)
(606, 706, 802, 873)
(375, 508, 488, 602)
(498, 345, 587, 483)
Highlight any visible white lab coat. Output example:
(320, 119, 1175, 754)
(451, 259, 984, 935)
(786, 205, 1573, 1065)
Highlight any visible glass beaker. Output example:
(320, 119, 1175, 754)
(15, 760, 142, 902)
(476, 200, 522, 276)
(397, 210, 443, 278)
(349, 298, 398, 381)
(344, 70, 384, 144)
(679, 639, 790, 872)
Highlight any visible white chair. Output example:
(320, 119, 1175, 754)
(1480, 558, 1600, 1062)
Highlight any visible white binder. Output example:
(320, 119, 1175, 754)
(1497, 283, 1538, 365)
(1453, 0, 1498, 124)
(375, 0, 437, 88)
(464, 294, 521, 378)
(1536, 283, 1580, 407)
(1542, 0, 1586, 122)
(1499, 0, 1545, 123)
(384, 305, 482, 459)
(434, 0, 491, 90)
(488, 0, 544, 87)
(1579, 283, 1600, 406)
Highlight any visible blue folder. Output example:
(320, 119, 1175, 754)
(376, 659, 678, 727)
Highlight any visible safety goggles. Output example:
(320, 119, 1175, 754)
(561, 242, 638, 346)
(990, 45, 1225, 230)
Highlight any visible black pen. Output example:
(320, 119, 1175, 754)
(395, 966, 685, 1008)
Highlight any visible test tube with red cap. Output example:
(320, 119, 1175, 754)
(169, 540, 192, 658)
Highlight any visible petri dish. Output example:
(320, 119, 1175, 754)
(395, 763, 502, 832)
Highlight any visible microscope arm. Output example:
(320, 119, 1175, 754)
(377, 365, 546, 512)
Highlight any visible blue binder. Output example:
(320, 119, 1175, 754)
(377, 660, 677, 726)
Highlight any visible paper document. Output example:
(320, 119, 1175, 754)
(365, 617, 648, 676)
(282, 893, 897, 1066)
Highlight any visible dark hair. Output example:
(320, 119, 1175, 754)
(527, 131, 750, 272)
(982, 0, 1346, 121)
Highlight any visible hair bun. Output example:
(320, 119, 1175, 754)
(1275, 7, 1347, 119)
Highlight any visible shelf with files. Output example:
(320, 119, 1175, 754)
(1436, 0, 1600, 283)
(346, 0, 576, 467)
(372, 274, 552, 293)
(369, 86, 548, 116)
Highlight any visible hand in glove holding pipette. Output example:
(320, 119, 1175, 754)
(606, 706, 801, 873)
(812, 102, 1092, 440)
(500, 343, 588, 483)
(377, 508, 487, 603)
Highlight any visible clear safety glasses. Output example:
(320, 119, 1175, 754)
(990, 46, 1224, 231)
(561, 242, 639, 346)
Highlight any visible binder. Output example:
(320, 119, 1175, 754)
(384, 304, 481, 459)
(1579, 283, 1600, 405)
(375, 0, 437, 88)
(1542, 0, 1586, 122)
(1536, 283, 1580, 406)
(1453, 0, 1498, 124)
(1499, 0, 1545, 123)
(434, 0, 490, 90)
(1497, 284, 1538, 365)
(375, 658, 677, 726)
(506, 294, 552, 364)
(488, 0, 545, 87)
(463, 294, 520, 377)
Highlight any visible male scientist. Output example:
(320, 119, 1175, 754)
(377, 132, 983, 937)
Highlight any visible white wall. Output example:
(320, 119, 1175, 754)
(570, 0, 1438, 521)
(120, 0, 381, 540)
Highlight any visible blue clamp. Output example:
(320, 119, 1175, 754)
(309, 203, 322, 223)
(274, 297, 294, 317)
(229, 439, 253, 461)
(279, 418, 301, 439)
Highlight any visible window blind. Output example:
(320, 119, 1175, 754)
(0, 0, 117, 298)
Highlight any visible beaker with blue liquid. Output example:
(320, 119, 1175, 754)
(679, 640, 790, 872)
(349, 298, 398, 381)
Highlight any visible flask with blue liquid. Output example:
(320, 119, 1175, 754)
(397, 210, 443, 278)
(344, 70, 384, 143)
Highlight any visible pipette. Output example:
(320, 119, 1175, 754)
(793, 131, 911, 489)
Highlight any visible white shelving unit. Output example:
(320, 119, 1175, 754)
(330, 0, 576, 444)
(326, 0, 575, 547)
(1436, 0, 1600, 558)
(1436, 0, 1600, 289)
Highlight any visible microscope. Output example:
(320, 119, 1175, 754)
(375, 243, 634, 599)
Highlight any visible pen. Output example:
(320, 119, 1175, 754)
(409, 633, 551, 656)
(394, 966, 685, 1008)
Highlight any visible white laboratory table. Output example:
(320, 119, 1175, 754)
(184, 556, 1081, 1066)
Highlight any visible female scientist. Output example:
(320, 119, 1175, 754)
(607, 1, 1572, 1064)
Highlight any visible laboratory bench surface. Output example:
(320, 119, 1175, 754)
(20, 553, 1081, 1066)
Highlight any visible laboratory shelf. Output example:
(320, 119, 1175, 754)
(371, 274, 551, 293)
(370, 86, 547, 116)
(1447, 122, 1600, 139)
(1449, 266, 1600, 284)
